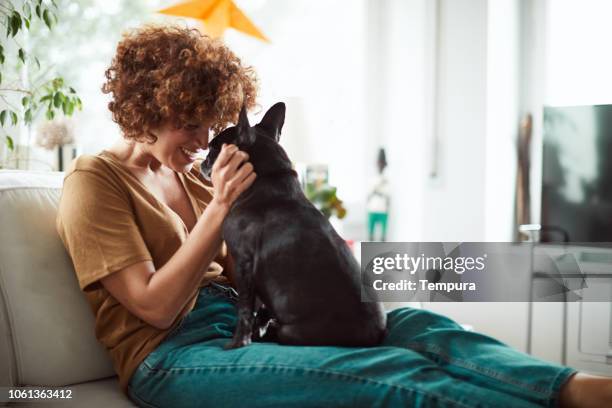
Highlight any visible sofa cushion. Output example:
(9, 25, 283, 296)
(0, 170, 115, 387)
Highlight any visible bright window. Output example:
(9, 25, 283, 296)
(546, 0, 612, 105)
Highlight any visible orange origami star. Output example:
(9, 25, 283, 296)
(158, 0, 269, 42)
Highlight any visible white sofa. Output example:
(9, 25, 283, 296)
(0, 170, 135, 407)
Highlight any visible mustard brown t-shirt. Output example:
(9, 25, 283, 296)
(56, 151, 231, 396)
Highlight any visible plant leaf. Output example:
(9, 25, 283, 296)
(18, 48, 25, 64)
(10, 111, 18, 126)
(53, 92, 63, 108)
(24, 108, 32, 124)
(43, 9, 53, 29)
(0, 110, 6, 126)
(14, 11, 22, 35)
(6, 136, 14, 151)
(11, 12, 21, 37)
(21, 96, 29, 107)
(46, 109, 54, 120)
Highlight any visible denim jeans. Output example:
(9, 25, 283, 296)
(128, 282, 576, 408)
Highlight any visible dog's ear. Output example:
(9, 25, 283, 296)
(236, 104, 256, 145)
(258, 102, 285, 142)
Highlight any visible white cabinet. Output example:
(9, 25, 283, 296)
(530, 244, 612, 376)
(530, 302, 566, 364)
(566, 301, 612, 376)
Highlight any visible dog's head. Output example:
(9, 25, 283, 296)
(201, 102, 291, 181)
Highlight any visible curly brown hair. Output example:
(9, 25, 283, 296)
(102, 24, 258, 142)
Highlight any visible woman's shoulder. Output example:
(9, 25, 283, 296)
(65, 153, 112, 177)
(62, 152, 129, 197)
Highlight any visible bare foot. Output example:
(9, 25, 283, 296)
(560, 372, 612, 408)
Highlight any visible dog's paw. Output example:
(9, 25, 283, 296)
(223, 338, 251, 350)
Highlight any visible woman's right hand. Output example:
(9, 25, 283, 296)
(210, 144, 256, 210)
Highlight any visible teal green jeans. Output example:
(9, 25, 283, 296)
(128, 282, 576, 407)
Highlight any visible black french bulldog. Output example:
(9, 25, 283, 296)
(201, 102, 387, 349)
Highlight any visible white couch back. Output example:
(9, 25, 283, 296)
(0, 170, 114, 387)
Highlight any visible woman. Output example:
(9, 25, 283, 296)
(56, 24, 611, 407)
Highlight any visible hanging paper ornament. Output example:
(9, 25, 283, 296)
(158, 0, 269, 42)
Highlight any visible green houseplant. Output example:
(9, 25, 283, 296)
(305, 181, 347, 220)
(0, 0, 81, 166)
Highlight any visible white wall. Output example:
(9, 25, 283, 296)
(520, 0, 547, 227)
(367, 0, 428, 242)
(375, 0, 489, 243)
(420, 0, 487, 242)
(484, 0, 520, 241)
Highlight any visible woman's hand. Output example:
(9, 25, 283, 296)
(210, 144, 256, 210)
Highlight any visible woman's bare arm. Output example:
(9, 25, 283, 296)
(100, 144, 255, 329)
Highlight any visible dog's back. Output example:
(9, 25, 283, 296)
(226, 174, 387, 346)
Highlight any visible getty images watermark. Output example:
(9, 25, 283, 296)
(360, 242, 612, 302)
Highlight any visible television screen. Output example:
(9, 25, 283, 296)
(542, 104, 612, 242)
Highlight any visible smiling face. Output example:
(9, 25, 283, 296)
(147, 120, 212, 173)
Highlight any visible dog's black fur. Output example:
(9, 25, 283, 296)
(201, 102, 387, 349)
